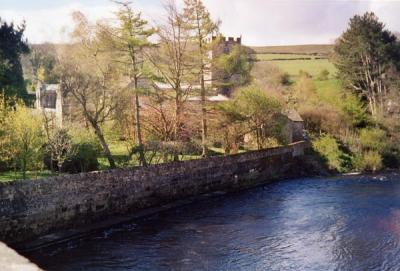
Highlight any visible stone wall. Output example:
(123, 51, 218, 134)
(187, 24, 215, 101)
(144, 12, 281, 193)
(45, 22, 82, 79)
(0, 141, 308, 244)
(0, 242, 42, 271)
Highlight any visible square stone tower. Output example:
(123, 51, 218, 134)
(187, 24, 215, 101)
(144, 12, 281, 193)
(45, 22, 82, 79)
(209, 36, 242, 96)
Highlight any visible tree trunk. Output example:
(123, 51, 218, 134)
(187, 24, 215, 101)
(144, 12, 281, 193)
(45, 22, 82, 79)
(22, 158, 26, 180)
(57, 159, 63, 174)
(173, 88, 181, 162)
(200, 68, 208, 157)
(93, 123, 116, 169)
(133, 78, 147, 166)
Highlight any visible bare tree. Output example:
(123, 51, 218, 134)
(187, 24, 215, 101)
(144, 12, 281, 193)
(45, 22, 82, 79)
(148, 1, 195, 161)
(58, 12, 124, 168)
(41, 111, 75, 173)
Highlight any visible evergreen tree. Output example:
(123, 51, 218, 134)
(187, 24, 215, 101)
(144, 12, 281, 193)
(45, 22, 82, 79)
(334, 12, 400, 117)
(99, 2, 156, 166)
(183, 0, 219, 157)
(0, 18, 30, 101)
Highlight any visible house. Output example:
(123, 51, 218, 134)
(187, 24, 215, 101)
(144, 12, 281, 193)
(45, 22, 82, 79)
(35, 83, 67, 127)
(286, 109, 305, 142)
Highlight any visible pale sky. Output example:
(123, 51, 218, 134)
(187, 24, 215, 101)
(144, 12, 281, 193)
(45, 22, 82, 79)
(1, 0, 399, 46)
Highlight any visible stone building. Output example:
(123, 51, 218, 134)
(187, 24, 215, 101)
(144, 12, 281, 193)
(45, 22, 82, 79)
(209, 36, 242, 96)
(35, 83, 67, 127)
(286, 109, 305, 142)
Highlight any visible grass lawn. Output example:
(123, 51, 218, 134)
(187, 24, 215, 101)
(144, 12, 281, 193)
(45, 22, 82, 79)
(98, 139, 132, 169)
(98, 142, 228, 169)
(0, 170, 57, 182)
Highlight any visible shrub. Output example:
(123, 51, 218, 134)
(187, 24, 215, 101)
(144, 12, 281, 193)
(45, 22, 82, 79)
(382, 145, 400, 168)
(359, 128, 388, 152)
(312, 135, 350, 172)
(44, 128, 75, 173)
(1, 103, 44, 178)
(61, 128, 102, 173)
(341, 94, 369, 128)
(299, 70, 312, 78)
(317, 69, 330, 80)
(293, 75, 318, 105)
(280, 72, 291, 85)
(300, 105, 347, 135)
(62, 141, 101, 173)
(353, 151, 383, 172)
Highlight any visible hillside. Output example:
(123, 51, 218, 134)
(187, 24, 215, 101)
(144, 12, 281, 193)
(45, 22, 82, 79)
(250, 44, 334, 56)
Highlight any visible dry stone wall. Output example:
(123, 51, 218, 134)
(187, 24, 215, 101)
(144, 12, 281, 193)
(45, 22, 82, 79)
(0, 142, 308, 244)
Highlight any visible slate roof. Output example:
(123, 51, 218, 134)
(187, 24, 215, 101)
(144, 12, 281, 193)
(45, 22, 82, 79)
(286, 109, 303, 122)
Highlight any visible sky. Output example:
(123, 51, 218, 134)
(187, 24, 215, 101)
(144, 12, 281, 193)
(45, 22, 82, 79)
(1, 0, 400, 46)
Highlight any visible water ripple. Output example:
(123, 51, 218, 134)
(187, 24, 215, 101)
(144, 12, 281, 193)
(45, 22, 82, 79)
(29, 173, 400, 271)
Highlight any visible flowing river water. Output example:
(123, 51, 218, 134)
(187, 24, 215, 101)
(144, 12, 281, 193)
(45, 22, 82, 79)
(27, 173, 400, 271)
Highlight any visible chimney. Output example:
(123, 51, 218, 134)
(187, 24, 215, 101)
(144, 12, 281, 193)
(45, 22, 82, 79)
(237, 37, 242, 44)
(228, 37, 234, 42)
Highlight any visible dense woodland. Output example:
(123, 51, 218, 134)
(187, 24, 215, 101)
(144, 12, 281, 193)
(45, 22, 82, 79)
(0, 1, 400, 180)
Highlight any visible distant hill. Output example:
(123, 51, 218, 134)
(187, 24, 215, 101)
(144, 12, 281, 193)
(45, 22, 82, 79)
(250, 44, 334, 56)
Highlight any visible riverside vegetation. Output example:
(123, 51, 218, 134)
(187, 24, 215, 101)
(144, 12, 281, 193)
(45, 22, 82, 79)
(0, 3, 399, 181)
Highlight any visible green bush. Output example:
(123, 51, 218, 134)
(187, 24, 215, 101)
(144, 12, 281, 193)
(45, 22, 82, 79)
(341, 94, 369, 128)
(62, 128, 102, 173)
(1, 102, 45, 178)
(317, 69, 330, 80)
(312, 135, 350, 172)
(280, 72, 291, 85)
(382, 145, 400, 169)
(63, 141, 101, 173)
(353, 151, 383, 172)
(359, 128, 388, 152)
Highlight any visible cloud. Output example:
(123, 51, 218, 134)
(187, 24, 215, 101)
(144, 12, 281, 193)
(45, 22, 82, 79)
(202, 0, 399, 45)
(0, 1, 162, 44)
(0, 0, 399, 45)
(1, 3, 114, 44)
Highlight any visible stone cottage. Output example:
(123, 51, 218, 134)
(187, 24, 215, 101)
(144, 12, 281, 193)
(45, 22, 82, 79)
(35, 83, 68, 127)
(286, 109, 305, 142)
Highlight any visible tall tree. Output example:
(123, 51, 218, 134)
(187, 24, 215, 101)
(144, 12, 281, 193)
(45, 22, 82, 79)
(217, 86, 283, 153)
(149, 1, 195, 160)
(0, 18, 30, 101)
(59, 12, 124, 169)
(213, 44, 254, 92)
(29, 44, 59, 85)
(183, 0, 218, 157)
(334, 12, 400, 117)
(98, 2, 156, 166)
(2, 102, 44, 179)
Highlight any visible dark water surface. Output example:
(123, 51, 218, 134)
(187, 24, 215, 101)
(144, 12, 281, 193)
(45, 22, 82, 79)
(28, 173, 400, 271)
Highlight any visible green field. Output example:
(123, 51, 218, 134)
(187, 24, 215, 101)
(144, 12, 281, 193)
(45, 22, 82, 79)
(251, 46, 342, 109)
(251, 44, 334, 56)
(251, 44, 337, 79)
(255, 53, 320, 61)
(272, 59, 337, 78)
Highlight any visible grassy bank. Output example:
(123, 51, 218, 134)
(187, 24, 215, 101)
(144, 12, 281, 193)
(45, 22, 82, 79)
(0, 170, 57, 182)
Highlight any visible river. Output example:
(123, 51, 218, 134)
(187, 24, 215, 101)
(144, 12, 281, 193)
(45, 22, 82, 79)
(28, 173, 400, 271)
